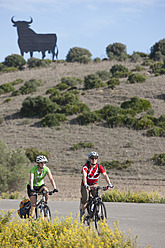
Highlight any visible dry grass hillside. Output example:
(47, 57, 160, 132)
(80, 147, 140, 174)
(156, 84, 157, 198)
(0, 60, 165, 200)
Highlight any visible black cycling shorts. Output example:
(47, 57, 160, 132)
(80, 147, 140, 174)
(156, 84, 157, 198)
(27, 184, 46, 198)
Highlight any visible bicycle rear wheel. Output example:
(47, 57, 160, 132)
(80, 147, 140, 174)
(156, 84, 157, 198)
(94, 202, 107, 230)
(40, 205, 51, 221)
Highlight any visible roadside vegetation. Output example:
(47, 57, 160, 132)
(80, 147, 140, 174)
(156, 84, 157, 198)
(0, 212, 138, 248)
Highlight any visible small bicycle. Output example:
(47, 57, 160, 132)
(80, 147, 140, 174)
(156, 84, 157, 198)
(34, 190, 55, 221)
(84, 185, 113, 230)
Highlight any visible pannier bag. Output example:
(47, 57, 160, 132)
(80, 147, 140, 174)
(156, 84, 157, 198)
(17, 199, 31, 218)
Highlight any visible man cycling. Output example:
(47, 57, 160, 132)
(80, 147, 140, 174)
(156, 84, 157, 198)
(80, 151, 113, 220)
(27, 155, 58, 218)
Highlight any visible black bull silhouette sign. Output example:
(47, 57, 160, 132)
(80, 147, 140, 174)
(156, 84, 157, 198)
(11, 16, 58, 60)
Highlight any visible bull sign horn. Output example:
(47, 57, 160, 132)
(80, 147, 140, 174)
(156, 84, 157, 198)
(11, 16, 33, 24)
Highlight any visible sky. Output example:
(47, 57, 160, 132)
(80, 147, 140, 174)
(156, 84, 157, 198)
(0, 0, 165, 62)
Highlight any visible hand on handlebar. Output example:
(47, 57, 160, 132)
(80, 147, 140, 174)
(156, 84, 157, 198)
(53, 188, 58, 193)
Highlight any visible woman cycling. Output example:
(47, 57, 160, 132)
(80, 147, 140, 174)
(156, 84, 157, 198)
(27, 155, 58, 218)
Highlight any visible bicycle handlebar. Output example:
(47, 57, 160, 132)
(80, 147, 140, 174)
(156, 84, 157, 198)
(89, 185, 114, 191)
(33, 190, 57, 196)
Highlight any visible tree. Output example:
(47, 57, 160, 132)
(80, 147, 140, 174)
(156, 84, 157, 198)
(106, 42, 128, 60)
(66, 47, 92, 62)
(150, 39, 165, 61)
(4, 54, 26, 69)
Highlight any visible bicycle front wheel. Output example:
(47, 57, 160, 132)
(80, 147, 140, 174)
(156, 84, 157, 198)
(40, 205, 51, 221)
(94, 202, 107, 230)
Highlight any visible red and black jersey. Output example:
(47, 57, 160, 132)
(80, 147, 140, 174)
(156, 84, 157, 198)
(81, 162, 105, 186)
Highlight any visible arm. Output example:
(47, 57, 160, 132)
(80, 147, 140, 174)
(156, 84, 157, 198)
(102, 172, 112, 185)
(30, 172, 34, 190)
(82, 170, 88, 186)
(47, 170, 57, 189)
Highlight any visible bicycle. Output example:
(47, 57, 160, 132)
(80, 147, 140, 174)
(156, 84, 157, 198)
(34, 190, 55, 221)
(83, 185, 113, 230)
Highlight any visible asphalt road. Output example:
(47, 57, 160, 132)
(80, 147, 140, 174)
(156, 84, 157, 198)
(0, 199, 165, 248)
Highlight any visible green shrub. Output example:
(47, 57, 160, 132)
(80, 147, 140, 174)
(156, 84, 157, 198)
(50, 92, 80, 106)
(130, 53, 142, 63)
(4, 54, 26, 69)
(150, 62, 163, 73)
(102, 188, 165, 203)
(136, 117, 154, 130)
(146, 126, 165, 137)
(152, 153, 165, 166)
(110, 64, 129, 78)
(99, 105, 135, 120)
(61, 103, 90, 116)
(78, 55, 92, 64)
(142, 59, 154, 66)
(2, 67, 18, 73)
(107, 77, 120, 89)
(0, 139, 30, 192)
(106, 42, 127, 60)
(54, 83, 70, 91)
(127, 73, 147, 84)
(93, 57, 101, 63)
(61, 77, 83, 87)
(46, 88, 60, 95)
(84, 74, 105, 90)
(0, 83, 15, 95)
(66, 47, 92, 62)
(11, 78, 24, 85)
(27, 58, 50, 68)
(95, 70, 111, 81)
(101, 160, 133, 170)
(4, 98, 12, 103)
(41, 113, 67, 127)
(121, 97, 151, 113)
(150, 38, 165, 61)
(71, 142, 94, 150)
(0, 117, 4, 124)
(20, 96, 60, 117)
(25, 147, 50, 162)
(76, 111, 102, 125)
(12, 79, 42, 96)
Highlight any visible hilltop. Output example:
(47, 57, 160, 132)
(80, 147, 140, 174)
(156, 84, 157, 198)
(0, 60, 165, 200)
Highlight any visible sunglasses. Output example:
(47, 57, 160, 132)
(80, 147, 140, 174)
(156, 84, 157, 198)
(90, 157, 98, 160)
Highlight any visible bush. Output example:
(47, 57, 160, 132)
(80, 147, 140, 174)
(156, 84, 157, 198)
(130, 53, 142, 63)
(71, 142, 94, 150)
(107, 77, 120, 89)
(41, 113, 67, 127)
(66, 47, 92, 62)
(4, 54, 26, 69)
(12, 79, 42, 96)
(150, 38, 165, 61)
(61, 103, 90, 116)
(110, 64, 130, 78)
(152, 153, 165, 166)
(0, 139, 30, 193)
(25, 147, 50, 162)
(50, 92, 80, 106)
(127, 73, 147, 84)
(76, 111, 102, 125)
(20, 96, 60, 117)
(84, 74, 105, 90)
(95, 70, 111, 81)
(0, 83, 15, 95)
(2, 67, 18, 73)
(78, 55, 92, 64)
(0, 214, 138, 247)
(93, 57, 101, 63)
(150, 62, 163, 73)
(106, 42, 127, 59)
(136, 117, 154, 130)
(146, 126, 165, 137)
(121, 97, 151, 114)
(102, 188, 165, 203)
(27, 58, 50, 68)
(61, 77, 83, 87)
